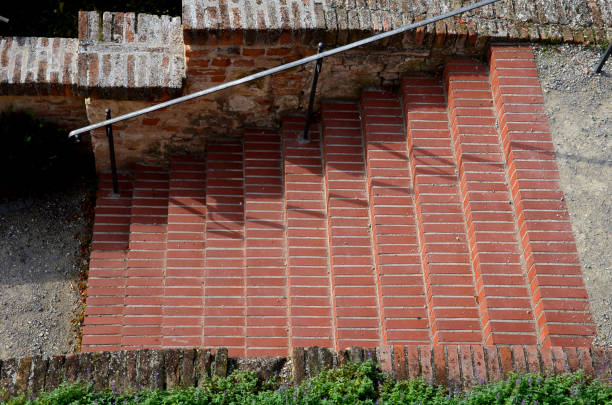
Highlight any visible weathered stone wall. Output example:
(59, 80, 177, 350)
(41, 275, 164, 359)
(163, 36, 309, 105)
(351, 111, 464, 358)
(182, 0, 612, 44)
(77, 11, 185, 100)
(1, 345, 611, 399)
(0, 37, 78, 96)
(85, 98, 208, 171)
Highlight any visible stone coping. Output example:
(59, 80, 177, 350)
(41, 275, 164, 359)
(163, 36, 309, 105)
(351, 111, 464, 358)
(2, 1, 611, 99)
(182, 0, 612, 45)
(0, 37, 78, 96)
(0, 11, 185, 100)
(77, 11, 185, 99)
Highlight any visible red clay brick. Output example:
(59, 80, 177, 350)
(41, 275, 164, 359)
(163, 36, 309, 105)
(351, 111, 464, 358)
(525, 345, 541, 373)
(419, 345, 434, 383)
(442, 346, 460, 384)
(433, 345, 447, 386)
(361, 91, 429, 345)
(512, 346, 527, 374)
(551, 346, 568, 374)
(540, 346, 554, 373)
(282, 117, 334, 350)
(591, 348, 609, 379)
(406, 345, 420, 379)
(564, 347, 579, 372)
(379, 345, 392, 374)
(472, 345, 486, 383)
(490, 47, 594, 348)
(499, 346, 513, 377)
(403, 74, 482, 345)
(322, 101, 381, 349)
(459, 345, 473, 387)
(578, 347, 594, 375)
(203, 140, 245, 354)
(393, 345, 407, 380)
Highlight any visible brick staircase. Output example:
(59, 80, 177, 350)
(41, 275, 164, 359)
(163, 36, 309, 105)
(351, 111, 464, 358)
(83, 47, 596, 356)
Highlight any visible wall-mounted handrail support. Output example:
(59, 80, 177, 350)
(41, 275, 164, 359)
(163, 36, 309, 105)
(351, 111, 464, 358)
(594, 41, 612, 74)
(300, 42, 325, 144)
(105, 109, 120, 195)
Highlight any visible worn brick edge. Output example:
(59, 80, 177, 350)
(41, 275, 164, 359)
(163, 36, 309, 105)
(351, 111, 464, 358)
(1, 345, 610, 397)
(182, 0, 612, 46)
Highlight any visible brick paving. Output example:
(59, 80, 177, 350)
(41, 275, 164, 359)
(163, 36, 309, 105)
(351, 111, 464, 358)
(82, 47, 596, 356)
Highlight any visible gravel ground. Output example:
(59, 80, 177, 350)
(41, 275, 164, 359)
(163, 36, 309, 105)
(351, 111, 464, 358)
(0, 185, 91, 360)
(533, 43, 611, 346)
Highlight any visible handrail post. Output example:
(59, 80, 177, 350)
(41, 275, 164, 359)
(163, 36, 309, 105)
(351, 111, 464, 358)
(594, 41, 612, 74)
(105, 109, 120, 195)
(300, 42, 325, 144)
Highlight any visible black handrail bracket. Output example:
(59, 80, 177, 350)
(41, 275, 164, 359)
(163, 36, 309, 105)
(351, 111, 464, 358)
(301, 42, 325, 144)
(105, 109, 120, 195)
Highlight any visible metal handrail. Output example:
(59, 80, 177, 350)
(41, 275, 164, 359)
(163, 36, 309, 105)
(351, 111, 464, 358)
(69, 0, 501, 138)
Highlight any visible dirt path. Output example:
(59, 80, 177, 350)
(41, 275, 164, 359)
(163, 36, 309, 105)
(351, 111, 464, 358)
(533, 43, 612, 346)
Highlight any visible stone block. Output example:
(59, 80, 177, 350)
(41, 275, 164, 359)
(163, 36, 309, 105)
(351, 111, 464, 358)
(165, 349, 181, 389)
(44, 355, 65, 391)
(15, 357, 32, 394)
(212, 348, 228, 378)
(291, 347, 306, 383)
(181, 349, 196, 387)
(28, 356, 48, 394)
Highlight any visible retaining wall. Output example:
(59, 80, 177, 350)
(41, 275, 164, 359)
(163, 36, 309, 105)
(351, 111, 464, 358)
(1, 345, 611, 399)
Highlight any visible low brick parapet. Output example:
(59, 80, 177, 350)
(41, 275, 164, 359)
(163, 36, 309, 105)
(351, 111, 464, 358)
(77, 11, 185, 100)
(0, 37, 78, 96)
(0, 11, 185, 100)
(1, 345, 610, 398)
(182, 0, 612, 46)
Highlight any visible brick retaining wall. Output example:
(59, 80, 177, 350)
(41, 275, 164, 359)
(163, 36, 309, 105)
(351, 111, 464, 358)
(1, 345, 610, 398)
(0, 95, 88, 129)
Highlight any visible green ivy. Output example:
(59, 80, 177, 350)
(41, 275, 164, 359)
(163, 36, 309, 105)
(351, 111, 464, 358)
(2, 361, 611, 405)
(0, 1, 180, 38)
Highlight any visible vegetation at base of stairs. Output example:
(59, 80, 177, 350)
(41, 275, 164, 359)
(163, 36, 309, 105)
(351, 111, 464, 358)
(0, 1, 181, 38)
(0, 108, 95, 198)
(3, 361, 612, 404)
